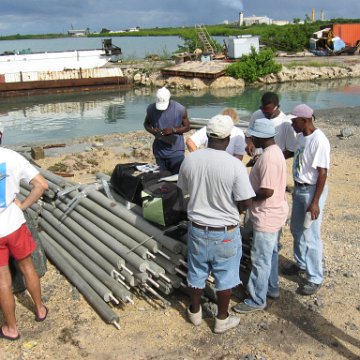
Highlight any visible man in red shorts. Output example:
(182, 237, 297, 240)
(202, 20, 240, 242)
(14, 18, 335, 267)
(0, 145, 48, 341)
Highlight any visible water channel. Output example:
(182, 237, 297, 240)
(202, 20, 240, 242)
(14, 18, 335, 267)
(1, 77, 359, 146)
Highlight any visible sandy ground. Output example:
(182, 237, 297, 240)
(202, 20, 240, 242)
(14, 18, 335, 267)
(1, 107, 359, 360)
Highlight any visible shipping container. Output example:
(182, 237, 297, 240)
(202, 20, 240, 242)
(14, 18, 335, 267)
(328, 24, 360, 47)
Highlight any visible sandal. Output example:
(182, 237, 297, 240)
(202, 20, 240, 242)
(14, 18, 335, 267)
(35, 305, 49, 322)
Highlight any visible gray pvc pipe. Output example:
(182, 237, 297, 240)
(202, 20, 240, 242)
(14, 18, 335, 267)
(39, 208, 121, 273)
(55, 197, 150, 259)
(42, 203, 128, 271)
(40, 232, 120, 326)
(84, 190, 185, 254)
(40, 221, 132, 303)
(44, 233, 115, 302)
(54, 201, 150, 272)
(58, 192, 159, 254)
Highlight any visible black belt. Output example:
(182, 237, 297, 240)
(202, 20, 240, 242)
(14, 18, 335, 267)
(191, 222, 238, 232)
(294, 181, 312, 187)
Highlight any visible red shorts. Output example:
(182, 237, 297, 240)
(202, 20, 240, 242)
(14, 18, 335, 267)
(0, 224, 37, 267)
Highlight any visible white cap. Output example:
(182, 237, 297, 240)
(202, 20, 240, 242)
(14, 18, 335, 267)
(206, 115, 233, 139)
(155, 87, 171, 111)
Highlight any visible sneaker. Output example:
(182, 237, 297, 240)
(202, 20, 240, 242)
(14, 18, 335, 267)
(214, 315, 240, 334)
(282, 264, 306, 276)
(266, 292, 280, 300)
(187, 306, 202, 326)
(299, 281, 321, 295)
(233, 302, 264, 314)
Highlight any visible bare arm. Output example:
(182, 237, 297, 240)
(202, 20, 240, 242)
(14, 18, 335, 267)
(186, 137, 198, 152)
(161, 110, 191, 136)
(308, 167, 327, 220)
(237, 198, 252, 214)
(15, 174, 48, 211)
(144, 115, 160, 136)
(253, 187, 274, 201)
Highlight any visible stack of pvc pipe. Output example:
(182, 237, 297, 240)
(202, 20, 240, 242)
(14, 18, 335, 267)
(19, 167, 190, 329)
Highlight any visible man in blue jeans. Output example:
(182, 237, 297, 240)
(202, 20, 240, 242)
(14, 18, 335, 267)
(144, 87, 190, 174)
(178, 114, 254, 333)
(283, 104, 330, 296)
(233, 119, 288, 313)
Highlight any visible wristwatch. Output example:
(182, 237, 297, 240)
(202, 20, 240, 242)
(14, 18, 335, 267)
(172, 128, 177, 134)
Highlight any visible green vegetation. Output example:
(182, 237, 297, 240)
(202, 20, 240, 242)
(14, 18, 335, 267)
(1, 18, 359, 54)
(225, 48, 282, 83)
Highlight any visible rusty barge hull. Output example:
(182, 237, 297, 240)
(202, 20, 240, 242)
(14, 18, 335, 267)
(0, 76, 130, 97)
(0, 67, 130, 97)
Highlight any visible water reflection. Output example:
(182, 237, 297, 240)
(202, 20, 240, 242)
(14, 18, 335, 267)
(0, 77, 359, 146)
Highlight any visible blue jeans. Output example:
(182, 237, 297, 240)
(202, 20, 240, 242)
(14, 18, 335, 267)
(245, 229, 280, 309)
(290, 184, 328, 284)
(187, 223, 242, 291)
(155, 155, 184, 174)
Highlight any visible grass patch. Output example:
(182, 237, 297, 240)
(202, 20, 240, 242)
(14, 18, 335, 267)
(286, 61, 346, 68)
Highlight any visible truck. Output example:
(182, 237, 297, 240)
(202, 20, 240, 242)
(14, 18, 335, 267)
(309, 23, 360, 55)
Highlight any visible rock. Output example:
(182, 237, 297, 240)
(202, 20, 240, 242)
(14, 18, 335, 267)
(209, 76, 245, 89)
(340, 128, 354, 138)
(259, 321, 269, 331)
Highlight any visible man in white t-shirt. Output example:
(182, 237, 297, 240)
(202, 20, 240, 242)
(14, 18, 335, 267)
(186, 108, 246, 161)
(282, 104, 330, 296)
(246, 92, 297, 161)
(233, 118, 288, 313)
(178, 115, 255, 334)
(0, 147, 48, 340)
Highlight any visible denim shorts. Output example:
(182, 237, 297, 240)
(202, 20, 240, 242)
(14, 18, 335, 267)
(186, 223, 242, 291)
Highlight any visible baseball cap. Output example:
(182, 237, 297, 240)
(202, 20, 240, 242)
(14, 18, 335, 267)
(246, 118, 276, 138)
(155, 87, 171, 111)
(206, 115, 233, 139)
(291, 104, 314, 118)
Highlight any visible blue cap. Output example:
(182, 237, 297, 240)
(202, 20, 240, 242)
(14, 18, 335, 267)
(246, 118, 276, 138)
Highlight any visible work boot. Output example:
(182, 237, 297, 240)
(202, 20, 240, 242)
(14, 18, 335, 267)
(214, 315, 240, 334)
(282, 263, 306, 276)
(187, 306, 202, 326)
(298, 281, 321, 295)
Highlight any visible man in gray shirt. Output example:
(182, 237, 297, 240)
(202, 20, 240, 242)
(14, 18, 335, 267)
(178, 114, 255, 334)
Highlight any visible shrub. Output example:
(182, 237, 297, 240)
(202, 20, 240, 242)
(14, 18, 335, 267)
(225, 48, 282, 83)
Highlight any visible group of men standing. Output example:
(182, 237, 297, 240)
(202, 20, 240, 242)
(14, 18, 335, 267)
(144, 88, 330, 333)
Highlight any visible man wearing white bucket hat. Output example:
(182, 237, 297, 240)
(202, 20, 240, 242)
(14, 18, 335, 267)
(234, 118, 288, 313)
(144, 87, 190, 174)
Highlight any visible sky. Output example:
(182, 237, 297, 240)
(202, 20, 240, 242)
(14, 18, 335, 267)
(0, 0, 359, 35)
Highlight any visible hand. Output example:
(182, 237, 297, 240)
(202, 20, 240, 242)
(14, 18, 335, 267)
(14, 197, 24, 211)
(245, 143, 256, 157)
(152, 127, 161, 135)
(307, 202, 320, 220)
(160, 128, 173, 136)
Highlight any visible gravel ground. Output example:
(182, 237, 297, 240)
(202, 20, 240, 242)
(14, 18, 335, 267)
(1, 106, 359, 360)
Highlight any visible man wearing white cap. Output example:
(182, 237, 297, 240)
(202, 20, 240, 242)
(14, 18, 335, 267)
(233, 118, 288, 313)
(178, 114, 255, 334)
(283, 104, 330, 296)
(144, 87, 190, 174)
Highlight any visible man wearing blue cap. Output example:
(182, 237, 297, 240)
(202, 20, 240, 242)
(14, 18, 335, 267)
(233, 118, 288, 313)
(178, 114, 255, 333)
(283, 104, 330, 296)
